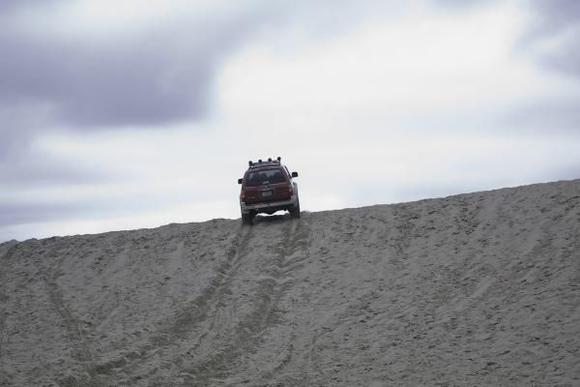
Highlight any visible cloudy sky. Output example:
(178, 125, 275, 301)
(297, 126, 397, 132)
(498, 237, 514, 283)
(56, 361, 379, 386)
(1, 0, 579, 241)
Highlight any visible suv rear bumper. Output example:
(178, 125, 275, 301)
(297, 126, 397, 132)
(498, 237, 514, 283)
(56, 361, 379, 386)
(241, 196, 297, 215)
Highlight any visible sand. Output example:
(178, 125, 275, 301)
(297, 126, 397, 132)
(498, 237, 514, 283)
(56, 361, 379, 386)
(0, 179, 579, 386)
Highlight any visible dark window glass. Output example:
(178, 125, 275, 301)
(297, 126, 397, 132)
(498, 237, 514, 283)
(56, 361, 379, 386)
(245, 169, 286, 186)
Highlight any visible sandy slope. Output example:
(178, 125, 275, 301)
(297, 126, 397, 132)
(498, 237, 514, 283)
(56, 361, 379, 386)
(0, 179, 579, 386)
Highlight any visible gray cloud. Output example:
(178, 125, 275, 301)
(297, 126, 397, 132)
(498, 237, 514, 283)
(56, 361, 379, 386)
(0, 156, 107, 187)
(0, 1, 405, 133)
(0, 103, 56, 160)
(3, 0, 576, 135)
(0, 128, 31, 162)
(0, 105, 113, 187)
(433, 0, 580, 79)
(539, 37, 580, 79)
(502, 98, 580, 134)
(0, 17, 254, 129)
(529, 0, 580, 33)
(0, 1, 267, 190)
(0, 186, 201, 232)
(0, 202, 84, 228)
(0, 0, 46, 12)
(524, 0, 580, 78)
(432, 0, 496, 10)
(497, 0, 580, 135)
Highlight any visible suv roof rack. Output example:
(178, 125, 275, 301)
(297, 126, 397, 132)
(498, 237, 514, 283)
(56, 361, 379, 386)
(248, 157, 282, 168)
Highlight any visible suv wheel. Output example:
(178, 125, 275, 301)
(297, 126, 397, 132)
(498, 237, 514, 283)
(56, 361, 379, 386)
(242, 212, 254, 225)
(290, 200, 300, 219)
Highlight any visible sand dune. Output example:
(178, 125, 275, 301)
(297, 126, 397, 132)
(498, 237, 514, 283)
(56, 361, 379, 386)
(1, 179, 579, 386)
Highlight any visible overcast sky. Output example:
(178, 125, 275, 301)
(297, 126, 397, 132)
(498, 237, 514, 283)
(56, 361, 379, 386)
(1, 0, 579, 241)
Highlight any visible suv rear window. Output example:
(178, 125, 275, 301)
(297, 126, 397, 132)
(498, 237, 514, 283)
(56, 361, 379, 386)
(245, 168, 287, 186)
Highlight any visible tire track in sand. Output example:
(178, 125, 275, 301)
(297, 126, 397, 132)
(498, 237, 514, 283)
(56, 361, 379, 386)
(187, 216, 311, 385)
(103, 225, 253, 379)
(44, 251, 98, 384)
(158, 226, 254, 343)
(257, 216, 314, 384)
(0, 244, 18, 383)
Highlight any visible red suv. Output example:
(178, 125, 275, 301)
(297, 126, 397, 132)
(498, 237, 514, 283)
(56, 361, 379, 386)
(237, 157, 300, 224)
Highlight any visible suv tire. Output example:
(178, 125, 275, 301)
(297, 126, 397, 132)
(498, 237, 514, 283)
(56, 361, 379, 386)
(290, 200, 301, 219)
(242, 212, 254, 225)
